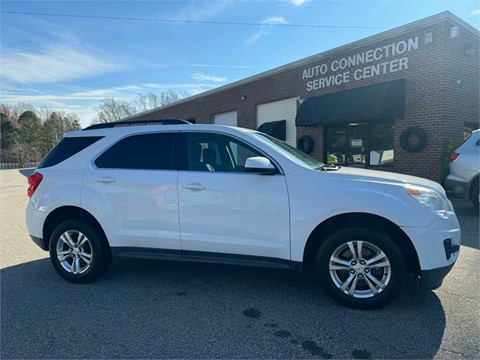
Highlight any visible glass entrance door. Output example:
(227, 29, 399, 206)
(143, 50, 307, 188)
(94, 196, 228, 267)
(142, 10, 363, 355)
(327, 127, 347, 165)
(347, 123, 368, 167)
(327, 123, 369, 167)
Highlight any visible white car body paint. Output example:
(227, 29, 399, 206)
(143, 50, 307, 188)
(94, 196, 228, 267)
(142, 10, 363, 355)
(26, 124, 460, 275)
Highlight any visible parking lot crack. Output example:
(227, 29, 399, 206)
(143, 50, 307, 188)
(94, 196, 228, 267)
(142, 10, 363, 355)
(436, 289, 478, 301)
(440, 346, 477, 359)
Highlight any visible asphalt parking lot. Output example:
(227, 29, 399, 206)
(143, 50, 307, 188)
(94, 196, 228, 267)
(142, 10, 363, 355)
(1, 169, 479, 359)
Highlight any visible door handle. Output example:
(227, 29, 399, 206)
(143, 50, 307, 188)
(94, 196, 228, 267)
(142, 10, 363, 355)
(95, 176, 116, 184)
(182, 183, 206, 191)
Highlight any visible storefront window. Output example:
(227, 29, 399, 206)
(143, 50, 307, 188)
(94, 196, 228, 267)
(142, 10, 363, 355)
(327, 127, 347, 164)
(326, 121, 394, 167)
(369, 122, 394, 166)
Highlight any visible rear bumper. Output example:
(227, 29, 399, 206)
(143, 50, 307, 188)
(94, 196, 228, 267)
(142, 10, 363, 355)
(26, 200, 48, 244)
(444, 175, 469, 198)
(420, 263, 455, 290)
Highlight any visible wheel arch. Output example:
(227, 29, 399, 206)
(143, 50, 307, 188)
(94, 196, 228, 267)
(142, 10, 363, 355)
(43, 206, 110, 252)
(302, 213, 420, 275)
(468, 174, 479, 200)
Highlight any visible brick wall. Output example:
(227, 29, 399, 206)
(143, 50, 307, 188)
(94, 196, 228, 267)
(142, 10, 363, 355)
(443, 21, 480, 143)
(131, 17, 479, 182)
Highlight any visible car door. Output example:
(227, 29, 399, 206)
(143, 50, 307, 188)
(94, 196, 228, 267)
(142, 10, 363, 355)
(81, 131, 181, 257)
(177, 131, 290, 263)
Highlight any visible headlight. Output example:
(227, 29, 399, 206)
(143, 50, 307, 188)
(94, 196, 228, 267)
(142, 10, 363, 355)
(405, 184, 450, 217)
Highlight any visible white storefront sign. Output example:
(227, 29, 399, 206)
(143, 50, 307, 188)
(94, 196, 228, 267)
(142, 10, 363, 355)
(302, 37, 419, 91)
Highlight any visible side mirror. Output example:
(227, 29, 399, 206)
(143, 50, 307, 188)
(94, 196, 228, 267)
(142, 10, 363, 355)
(244, 157, 276, 175)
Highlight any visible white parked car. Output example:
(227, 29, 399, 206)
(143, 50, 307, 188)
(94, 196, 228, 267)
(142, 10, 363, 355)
(445, 129, 480, 211)
(26, 120, 461, 309)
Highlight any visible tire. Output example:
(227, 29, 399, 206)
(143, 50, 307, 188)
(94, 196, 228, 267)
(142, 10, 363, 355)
(400, 127, 427, 153)
(472, 184, 479, 212)
(297, 135, 315, 154)
(313, 227, 407, 309)
(49, 220, 112, 283)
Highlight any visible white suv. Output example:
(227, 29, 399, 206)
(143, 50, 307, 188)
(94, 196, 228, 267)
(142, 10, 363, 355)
(445, 129, 480, 211)
(26, 120, 461, 309)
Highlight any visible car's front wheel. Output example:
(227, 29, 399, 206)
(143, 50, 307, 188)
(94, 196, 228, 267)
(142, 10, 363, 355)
(313, 227, 407, 309)
(49, 220, 111, 283)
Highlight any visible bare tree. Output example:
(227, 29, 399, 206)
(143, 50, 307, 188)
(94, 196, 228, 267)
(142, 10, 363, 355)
(92, 90, 190, 124)
(158, 90, 190, 107)
(94, 97, 135, 123)
(132, 93, 160, 113)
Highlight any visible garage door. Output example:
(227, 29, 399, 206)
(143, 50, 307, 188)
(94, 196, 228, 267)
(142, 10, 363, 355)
(213, 111, 237, 126)
(256, 98, 297, 147)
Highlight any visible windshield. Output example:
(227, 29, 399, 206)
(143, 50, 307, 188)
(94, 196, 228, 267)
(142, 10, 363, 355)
(250, 132, 325, 170)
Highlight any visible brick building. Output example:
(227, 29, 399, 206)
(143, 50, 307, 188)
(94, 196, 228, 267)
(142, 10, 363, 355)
(130, 11, 479, 181)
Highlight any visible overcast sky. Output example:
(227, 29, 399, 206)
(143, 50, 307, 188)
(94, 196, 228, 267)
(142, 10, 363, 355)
(1, 0, 479, 127)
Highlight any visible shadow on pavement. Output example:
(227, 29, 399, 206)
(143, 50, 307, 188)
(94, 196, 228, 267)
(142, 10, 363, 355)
(451, 198, 479, 250)
(18, 168, 35, 177)
(1, 258, 446, 359)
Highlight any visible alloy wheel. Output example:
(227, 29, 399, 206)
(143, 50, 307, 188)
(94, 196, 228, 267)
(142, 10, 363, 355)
(329, 240, 391, 298)
(56, 230, 93, 275)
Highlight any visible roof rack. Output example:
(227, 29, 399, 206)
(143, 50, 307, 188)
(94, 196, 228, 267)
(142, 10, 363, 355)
(83, 119, 191, 131)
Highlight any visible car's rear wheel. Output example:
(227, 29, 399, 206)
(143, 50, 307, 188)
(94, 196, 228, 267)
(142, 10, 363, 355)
(49, 220, 111, 283)
(313, 227, 406, 309)
(472, 184, 479, 212)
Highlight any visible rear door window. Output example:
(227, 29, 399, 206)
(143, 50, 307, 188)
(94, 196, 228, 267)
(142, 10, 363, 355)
(38, 137, 103, 169)
(95, 133, 177, 170)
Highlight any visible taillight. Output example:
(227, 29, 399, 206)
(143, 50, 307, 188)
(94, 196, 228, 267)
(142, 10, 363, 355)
(27, 172, 43, 198)
(449, 152, 460, 162)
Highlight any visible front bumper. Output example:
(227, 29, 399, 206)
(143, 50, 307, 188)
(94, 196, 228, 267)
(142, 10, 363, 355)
(401, 211, 460, 288)
(30, 235, 48, 251)
(420, 263, 455, 289)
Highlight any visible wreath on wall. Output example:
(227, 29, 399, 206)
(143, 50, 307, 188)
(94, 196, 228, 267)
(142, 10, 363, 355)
(400, 127, 428, 153)
(297, 135, 315, 154)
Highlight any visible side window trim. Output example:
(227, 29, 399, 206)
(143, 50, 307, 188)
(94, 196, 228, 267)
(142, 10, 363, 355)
(92, 131, 180, 171)
(179, 131, 284, 175)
